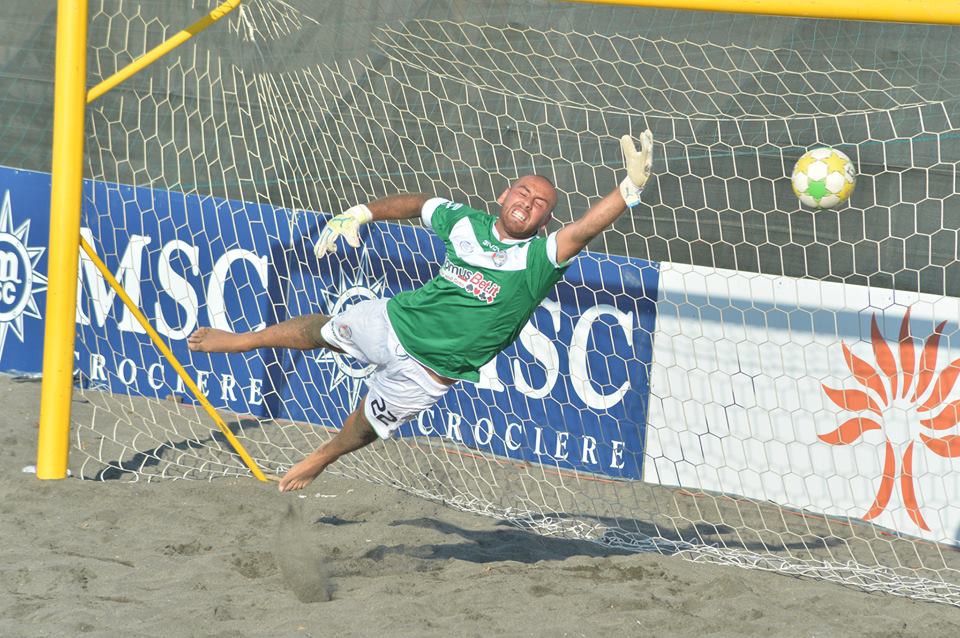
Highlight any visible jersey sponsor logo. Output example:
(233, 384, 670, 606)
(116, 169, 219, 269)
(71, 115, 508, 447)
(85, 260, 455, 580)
(439, 260, 501, 303)
(0, 190, 46, 362)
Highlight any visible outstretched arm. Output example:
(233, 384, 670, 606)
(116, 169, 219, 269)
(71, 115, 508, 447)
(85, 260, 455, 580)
(554, 131, 654, 264)
(314, 192, 431, 257)
(554, 188, 629, 265)
(366, 193, 431, 222)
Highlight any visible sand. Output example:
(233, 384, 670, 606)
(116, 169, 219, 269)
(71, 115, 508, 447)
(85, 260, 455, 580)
(2, 375, 959, 638)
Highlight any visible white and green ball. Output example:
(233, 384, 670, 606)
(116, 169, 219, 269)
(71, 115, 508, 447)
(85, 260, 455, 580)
(790, 147, 857, 209)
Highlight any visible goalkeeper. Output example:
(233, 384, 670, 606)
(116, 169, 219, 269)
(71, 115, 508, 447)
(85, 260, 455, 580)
(187, 132, 654, 492)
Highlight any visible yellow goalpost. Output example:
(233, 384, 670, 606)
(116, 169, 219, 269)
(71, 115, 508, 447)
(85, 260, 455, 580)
(34, 0, 960, 479)
(30, 0, 960, 606)
(36, 0, 265, 481)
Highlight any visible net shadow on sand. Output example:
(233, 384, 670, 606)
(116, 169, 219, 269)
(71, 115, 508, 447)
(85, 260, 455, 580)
(71, 390, 960, 606)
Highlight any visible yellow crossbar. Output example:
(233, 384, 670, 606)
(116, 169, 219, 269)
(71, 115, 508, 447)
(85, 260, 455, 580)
(87, 0, 242, 103)
(78, 236, 269, 482)
(564, 0, 960, 25)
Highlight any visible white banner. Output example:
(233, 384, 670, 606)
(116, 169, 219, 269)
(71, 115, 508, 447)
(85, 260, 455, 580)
(646, 262, 960, 546)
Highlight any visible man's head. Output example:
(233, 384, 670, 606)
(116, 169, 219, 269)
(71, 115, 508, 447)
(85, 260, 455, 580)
(495, 175, 558, 240)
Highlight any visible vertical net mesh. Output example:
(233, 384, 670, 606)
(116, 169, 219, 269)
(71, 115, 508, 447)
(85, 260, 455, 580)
(71, 0, 960, 605)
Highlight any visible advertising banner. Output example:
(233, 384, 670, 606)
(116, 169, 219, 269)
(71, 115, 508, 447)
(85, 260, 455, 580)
(5, 164, 958, 539)
(0, 165, 656, 480)
(282, 215, 659, 479)
(0, 168, 50, 375)
(646, 262, 960, 545)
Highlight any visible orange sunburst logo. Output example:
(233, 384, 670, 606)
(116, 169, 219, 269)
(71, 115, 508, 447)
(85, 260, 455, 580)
(819, 308, 960, 531)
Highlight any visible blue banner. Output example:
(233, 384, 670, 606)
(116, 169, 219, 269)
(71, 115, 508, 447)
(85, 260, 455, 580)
(1, 165, 658, 479)
(0, 167, 51, 375)
(282, 217, 660, 479)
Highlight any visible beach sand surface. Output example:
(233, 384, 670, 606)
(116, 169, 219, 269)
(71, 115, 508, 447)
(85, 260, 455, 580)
(2, 375, 960, 638)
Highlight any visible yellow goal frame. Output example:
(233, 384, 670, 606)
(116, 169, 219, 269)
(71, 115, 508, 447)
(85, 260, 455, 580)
(36, 0, 266, 481)
(568, 0, 960, 25)
(37, 0, 959, 481)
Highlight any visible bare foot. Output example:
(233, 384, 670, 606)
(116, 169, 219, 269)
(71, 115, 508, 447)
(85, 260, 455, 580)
(187, 327, 252, 353)
(278, 449, 330, 493)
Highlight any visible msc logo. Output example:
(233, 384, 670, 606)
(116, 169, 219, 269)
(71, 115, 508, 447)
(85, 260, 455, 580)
(0, 237, 28, 314)
(0, 190, 45, 359)
(314, 247, 387, 410)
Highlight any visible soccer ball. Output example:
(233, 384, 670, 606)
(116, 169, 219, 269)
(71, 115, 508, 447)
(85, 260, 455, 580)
(790, 147, 856, 209)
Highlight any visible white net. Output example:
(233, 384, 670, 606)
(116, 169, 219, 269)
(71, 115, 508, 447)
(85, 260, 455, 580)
(73, 0, 960, 606)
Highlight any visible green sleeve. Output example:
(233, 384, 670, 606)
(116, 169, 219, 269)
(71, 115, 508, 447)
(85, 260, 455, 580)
(427, 200, 472, 241)
(525, 233, 570, 300)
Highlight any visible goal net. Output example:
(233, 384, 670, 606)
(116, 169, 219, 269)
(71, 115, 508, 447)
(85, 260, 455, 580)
(72, 0, 960, 605)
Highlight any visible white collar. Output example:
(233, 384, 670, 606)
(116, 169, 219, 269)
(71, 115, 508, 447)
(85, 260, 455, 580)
(492, 221, 529, 245)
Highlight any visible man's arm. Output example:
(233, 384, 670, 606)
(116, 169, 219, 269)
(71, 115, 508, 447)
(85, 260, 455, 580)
(314, 192, 431, 257)
(554, 131, 654, 264)
(554, 189, 628, 264)
(366, 193, 431, 222)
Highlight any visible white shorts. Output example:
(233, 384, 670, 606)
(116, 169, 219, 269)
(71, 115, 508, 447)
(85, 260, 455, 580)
(320, 298, 451, 438)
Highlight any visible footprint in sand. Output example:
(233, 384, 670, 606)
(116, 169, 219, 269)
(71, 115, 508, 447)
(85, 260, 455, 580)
(274, 503, 334, 603)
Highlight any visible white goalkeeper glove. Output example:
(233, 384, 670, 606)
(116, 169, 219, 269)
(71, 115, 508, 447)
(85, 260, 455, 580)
(313, 204, 373, 258)
(619, 130, 654, 208)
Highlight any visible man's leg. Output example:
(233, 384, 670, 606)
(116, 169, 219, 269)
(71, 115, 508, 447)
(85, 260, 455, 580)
(278, 397, 379, 493)
(187, 314, 342, 353)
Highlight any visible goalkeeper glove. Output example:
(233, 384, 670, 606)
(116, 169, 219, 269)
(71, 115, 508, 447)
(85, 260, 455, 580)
(313, 204, 373, 258)
(619, 130, 654, 208)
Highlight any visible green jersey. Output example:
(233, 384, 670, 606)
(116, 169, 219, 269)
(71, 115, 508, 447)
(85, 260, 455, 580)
(386, 198, 571, 382)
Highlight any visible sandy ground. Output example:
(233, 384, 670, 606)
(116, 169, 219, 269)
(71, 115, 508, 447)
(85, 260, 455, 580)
(2, 375, 959, 638)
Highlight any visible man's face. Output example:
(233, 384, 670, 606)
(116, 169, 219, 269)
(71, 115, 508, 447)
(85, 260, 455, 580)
(495, 176, 558, 240)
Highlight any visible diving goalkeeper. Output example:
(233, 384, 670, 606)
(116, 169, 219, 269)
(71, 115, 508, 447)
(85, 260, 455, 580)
(187, 132, 654, 492)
